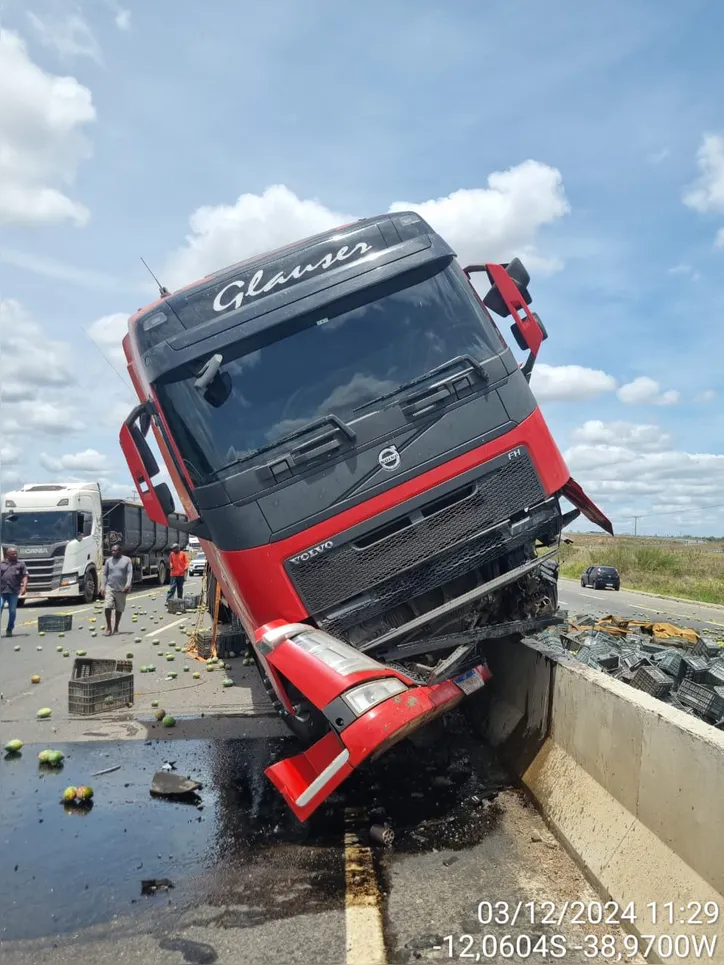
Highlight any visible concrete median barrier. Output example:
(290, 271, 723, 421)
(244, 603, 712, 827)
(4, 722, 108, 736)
(482, 638, 724, 962)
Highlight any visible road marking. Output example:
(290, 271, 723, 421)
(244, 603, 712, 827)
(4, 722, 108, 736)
(144, 616, 187, 638)
(344, 807, 386, 965)
(20, 588, 161, 627)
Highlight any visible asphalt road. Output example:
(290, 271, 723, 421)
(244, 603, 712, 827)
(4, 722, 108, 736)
(3, 576, 716, 963)
(559, 578, 724, 639)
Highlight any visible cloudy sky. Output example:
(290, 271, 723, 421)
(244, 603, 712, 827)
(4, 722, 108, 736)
(1, 0, 723, 536)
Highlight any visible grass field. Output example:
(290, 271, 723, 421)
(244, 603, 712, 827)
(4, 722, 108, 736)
(556, 533, 724, 605)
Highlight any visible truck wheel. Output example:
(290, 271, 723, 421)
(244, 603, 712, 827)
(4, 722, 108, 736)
(255, 656, 328, 746)
(82, 569, 97, 604)
(157, 559, 168, 586)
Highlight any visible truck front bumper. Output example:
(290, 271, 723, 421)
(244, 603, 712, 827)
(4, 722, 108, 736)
(257, 620, 490, 822)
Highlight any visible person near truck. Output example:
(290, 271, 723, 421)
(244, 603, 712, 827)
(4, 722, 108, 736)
(0, 546, 29, 638)
(99, 543, 133, 636)
(167, 543, 189, 603)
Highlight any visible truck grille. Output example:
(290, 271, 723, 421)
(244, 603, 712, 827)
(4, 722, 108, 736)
(284, 448, 545, 620)
(24, 557, 64, 592)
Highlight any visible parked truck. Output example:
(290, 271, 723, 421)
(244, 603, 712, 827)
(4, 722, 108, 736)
(0, 481, 189, 605)
(118, 212, 612, 821)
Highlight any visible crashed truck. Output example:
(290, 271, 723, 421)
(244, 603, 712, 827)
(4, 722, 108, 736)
(118, 212, 613, 821)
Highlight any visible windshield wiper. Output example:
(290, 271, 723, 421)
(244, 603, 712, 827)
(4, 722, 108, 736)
(210, 414, 357, 482)
(352, 354, 489, 418)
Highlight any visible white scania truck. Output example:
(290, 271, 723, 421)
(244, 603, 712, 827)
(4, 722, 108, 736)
(0, 481, 189, 606)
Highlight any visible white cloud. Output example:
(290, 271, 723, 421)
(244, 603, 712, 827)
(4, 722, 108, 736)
(164, 161, 569, 289)
(39, 448, 111, 473)
(0, 29, 95, 226)
(86, 312, 131, 373)
(695, 389, 716, 403)
(564, 420, 724, 530)
(667, 262, 701, 280)
(0, 443, 22, 466)
(114, 8, 131, 30)
(530, 363, 616, 402)
(2, 401, 86, 436)
(0, 298, 76, 402)
(0, 246, 118, 289)
(0, 469, 23, 487)
(683, 134, 724, 214)
(570, 420, 673, 451)
(27, 6, 101, 63)
(616, 376, 679, 406)
(716, 228, 724, 249)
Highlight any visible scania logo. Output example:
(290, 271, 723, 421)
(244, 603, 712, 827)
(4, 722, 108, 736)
(290, 540, 334, 565)
(378, 445, 401, 471)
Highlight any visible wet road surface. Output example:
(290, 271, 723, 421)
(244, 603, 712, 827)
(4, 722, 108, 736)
(0, 717, 638, 965)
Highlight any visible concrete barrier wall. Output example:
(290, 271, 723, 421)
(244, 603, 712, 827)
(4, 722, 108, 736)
(483, 639, 724, 963)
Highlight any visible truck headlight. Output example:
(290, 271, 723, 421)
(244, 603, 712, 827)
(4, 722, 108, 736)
(342, 678, 408, 716)
(60, 575, 78, 587)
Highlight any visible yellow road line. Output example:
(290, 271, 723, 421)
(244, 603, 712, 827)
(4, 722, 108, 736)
(344, 807, 386, 965)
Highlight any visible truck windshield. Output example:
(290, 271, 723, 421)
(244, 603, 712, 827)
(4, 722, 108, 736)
(1, 511, 76, 545)
(155, 262, 507, 485)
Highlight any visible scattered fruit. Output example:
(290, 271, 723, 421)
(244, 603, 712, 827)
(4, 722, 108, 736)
(58, 632, 65, 638)
(152, 639, 160, 646)
(134, 637, 142, 643)
(40, 749, 64, 767)
(183, 666, 189, 672)
(153, 709, 165, 721)
(63, 650, 70, 657)
(36, 646, 43, 651)
(90, 617, 96, 623)
(206, 664, 214, 672)
(75, 785, 93, 801)
(222, 678, 234, 687)
(39, 631, 46, 637)
(31, 675, 40, 684)
(76, 650, 87, 656)
(63, 786, 77, 802)
(192, 672, 200, 679)
(4, 739, 23, 755)
(166, 654, 174, 661)
(151, 699, 159, 707)
(56, 646, 63, 652)
(147, 664, 156, 672)
(139, 665, 147, 673)
(13, 645, 20, 652)
(167, 671, 177, 679)
(36, 708, 52, 719)
(162, 715, 176, 728)
(243, 658, 253, 665)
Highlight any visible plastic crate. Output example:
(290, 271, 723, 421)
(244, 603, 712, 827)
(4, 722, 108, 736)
(167, 599, 186, 614)
(184, 593, 202, 610)
(68, 671, 134, 715)
(705, 665, 724, 688)
(630, 665, 673, 699)
(72, 657, 132, 679)
(38, 613, 72, 633)
(681, 655, 709, 682)
(215, 628, 247, 659)
(655, 649, 685, 680)
(677, 680, 724, 721)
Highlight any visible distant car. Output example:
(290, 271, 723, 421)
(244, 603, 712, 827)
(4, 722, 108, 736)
(188, 554, 206, 577)
(581, 565, 620, 590)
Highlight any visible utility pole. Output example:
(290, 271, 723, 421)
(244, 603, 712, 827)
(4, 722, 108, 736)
(632, 515, 643, 537)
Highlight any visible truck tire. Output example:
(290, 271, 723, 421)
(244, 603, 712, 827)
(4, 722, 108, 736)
(82, 568, 97, 604)
(254, 654, 329, 746)
(156, 558, 168, 586)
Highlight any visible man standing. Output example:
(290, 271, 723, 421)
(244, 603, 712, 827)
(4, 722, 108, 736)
(167, 543, 189, 603)
(99, 543, 133, 636)
(0, 546, 28, 638)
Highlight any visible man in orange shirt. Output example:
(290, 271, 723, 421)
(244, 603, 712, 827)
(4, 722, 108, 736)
(166, 543, 190, 603)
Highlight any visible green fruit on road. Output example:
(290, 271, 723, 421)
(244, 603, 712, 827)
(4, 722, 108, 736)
(36, 708, 52, 719)
(166, 654, 174, 661)
(154, 709, 165, 720)
(76, 650, 87, 656)
(222, 678, 234, 687)
(134, 637, 142, 643)
(152, 639, 160, 646)
(31, 675, 40, 684)
(151, 700, 159, 707)
(206, 664, 214, 672)
(63, 786, 77, 802)
(162, 715, 176, 728)
(58, 632, 65, 638)
(4, 739, 23, 754)
(75, 785, 93, 801)
(39, 631, 46, 637)
(243, 658, 253, 665)
(183, 666, 189, 672)
(47, 750, 64, 767)
(139, 666, 147, 673)
(13, 645, 20, 652)
(126, 652, 134, 659)
(56, 646, 63, 652)
(147, 664, 156, 672)
(38, 749, 53, 763)
(63, 650, 70, 657)
(167, 671, 177, 679)
(192, 672, 201, 679)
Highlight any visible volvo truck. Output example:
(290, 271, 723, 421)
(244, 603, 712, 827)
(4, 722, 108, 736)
(1, 481, 189, 604)
(118, 211, 612, 820)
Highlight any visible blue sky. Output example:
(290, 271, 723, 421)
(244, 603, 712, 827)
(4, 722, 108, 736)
(1, 0, 724, 536)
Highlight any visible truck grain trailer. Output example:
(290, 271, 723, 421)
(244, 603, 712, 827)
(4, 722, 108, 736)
(1, 481, 189, 604)
(118, 212, 612, 820)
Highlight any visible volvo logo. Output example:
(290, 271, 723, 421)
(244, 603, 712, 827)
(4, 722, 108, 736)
(290, 540, 334, 565)
(378, 445, 401, 471)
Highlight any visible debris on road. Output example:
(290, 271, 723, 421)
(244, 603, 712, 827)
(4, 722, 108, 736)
(92, 765, 121, 777)
(369, 824, 395, 846)
(141, 877, 174, 895)
(150, 770, 201, 798)
(537, 613, 724, 726)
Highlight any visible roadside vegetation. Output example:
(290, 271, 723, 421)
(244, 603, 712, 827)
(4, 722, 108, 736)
(555, 533, 724, 605)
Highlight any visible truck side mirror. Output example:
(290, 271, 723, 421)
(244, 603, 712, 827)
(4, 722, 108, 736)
(120, 403, 170, 527)
(464, 258, 546, 359)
